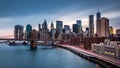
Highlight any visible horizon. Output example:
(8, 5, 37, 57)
(0, 0, 120, 38)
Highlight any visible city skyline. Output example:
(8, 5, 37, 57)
(0, 0, 120, 37)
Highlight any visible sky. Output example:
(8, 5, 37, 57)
(0, 0, 120, 38)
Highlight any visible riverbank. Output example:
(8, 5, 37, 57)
(55, 44, 120, 68)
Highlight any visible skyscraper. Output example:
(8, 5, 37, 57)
(97, 17, 109, 37)
(38, 24, 41, 31)
(38, 24, 42, 40)
(41, 20, 49, 40)
(89, 15, 94, 37)
(76, 20, 82, 34)
(86, 27, 89, 37)
(73, 24, 78, 33)
(42, 20, 47, 29)
(51, 22, 54, 40)
(25, 24, 32, 40)
(14, 25, 24, 39)
(96, 10, 101, 20)
(56, 21, 63, 34)
(64, 25, 70, 33)
(96, 10, 101, 36)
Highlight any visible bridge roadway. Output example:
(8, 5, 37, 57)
(57, 44, 120, 67)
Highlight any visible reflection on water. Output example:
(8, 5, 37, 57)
(0, 43, 104, 68)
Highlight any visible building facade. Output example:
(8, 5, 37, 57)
(92, 39, 120, 60)
(77, 20, 82, 34)
(14, 25, 24, 39)
(64, 25, 70, 33)
(56, 21, 63, 34)
(51, 22, 55, 40)
(89, 15, 94, 37)
(41, 20, 49, 41)
(73, 24, 78, 33)
(25, 24, 32, 40)
(96, 17, 109, 37)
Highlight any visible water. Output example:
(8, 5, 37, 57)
(0, 43, 104, 68)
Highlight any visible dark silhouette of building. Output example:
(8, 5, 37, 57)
(77, 20, 82, 34)
(64, 25, 70, 33)
(42, 20, 47, 30)
(14, 25, 24, 39)
(73, 24, 78, 33)
(56, 20, 63, 34)
(96, 10, 101, 20)
(38, 24, 41, 31)
(41, 20, 49, 40)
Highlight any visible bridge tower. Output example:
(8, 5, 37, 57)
(30, 29, 37, 49)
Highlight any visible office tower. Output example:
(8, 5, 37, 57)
(64, 25, 70, 33)
(25, 24, 32, 40)
(14, 25, 24, 39)
(76, 20, 82, 33)
(38, 24, 42, 40)
(51, 22, 54, 40)
(96, 10, 101, 20)
(96, 10, 101, 36)
(56, 21, 63, 34)
(73, 24, 78, 33)
(97, 17, 109, 37)
(41, 20, 49, 40)
(89, 15, 94, 37)
(38, 24, 41, 31)
(109, 26, 114, 35)
(42, 20, 47, 29)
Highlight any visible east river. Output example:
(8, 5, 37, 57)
(0, 43, 104, 68)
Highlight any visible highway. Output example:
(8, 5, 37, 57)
(57, 44, 120, 67)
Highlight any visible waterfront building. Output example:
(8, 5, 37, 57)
(96, 17, 109, 37)
(92, 39, 120, 59)
(89, 15, 94, 37)
(25, 24, 32, 40)
(14, 25, 24, 39)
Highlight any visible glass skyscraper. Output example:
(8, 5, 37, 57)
(14, 25, 24, 39)
(73, 24, 78, 33)
(89, 15, 94, 37)
(26, 24, 32, 40)
(56, 21, 63, 34)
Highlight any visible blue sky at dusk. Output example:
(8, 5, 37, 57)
(0, 0, 120, 37)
